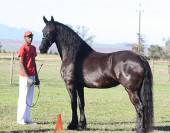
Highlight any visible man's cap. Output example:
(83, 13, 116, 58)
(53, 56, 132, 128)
(24, 31, 34, 37)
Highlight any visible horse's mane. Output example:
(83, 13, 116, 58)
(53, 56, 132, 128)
(54, 22, 93, 60)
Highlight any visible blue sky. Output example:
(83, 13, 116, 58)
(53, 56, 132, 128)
(0, 0, 170, 46)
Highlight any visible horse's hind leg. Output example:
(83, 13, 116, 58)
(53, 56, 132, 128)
(77, 86, 86, 129)
(127, 90, 145, 133)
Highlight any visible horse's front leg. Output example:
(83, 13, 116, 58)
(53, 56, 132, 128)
(66, 81, 78, 130)
(77, 86, 86, 129)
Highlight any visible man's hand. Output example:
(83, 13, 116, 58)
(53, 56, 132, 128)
(35, 76, 40, 86)
(27, 77, 34, 86)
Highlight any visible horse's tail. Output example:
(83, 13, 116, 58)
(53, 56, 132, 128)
(140, 56, 154, 132)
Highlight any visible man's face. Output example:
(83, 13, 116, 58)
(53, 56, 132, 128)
(24, 35, 33, 45)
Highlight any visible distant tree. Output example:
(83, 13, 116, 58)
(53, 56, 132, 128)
(0, 41, 2, 53)
(131, 33, 146, 56)
(53, 51, 58, 55)
(131, 43, 145, 56)
(148, 45, 167, 60)
(3, 49, 7, 53)
(67, 25, 95, 46)
(165, 37, 170, 63)
(163, 37, 170, 81)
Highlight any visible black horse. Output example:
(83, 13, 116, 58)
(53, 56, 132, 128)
(39, 16, 153, 133)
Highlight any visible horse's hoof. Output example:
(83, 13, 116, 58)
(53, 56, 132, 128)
(67, 123, 78, 130)
(78, 121, 86, 129)
(137, 128, 146, 133)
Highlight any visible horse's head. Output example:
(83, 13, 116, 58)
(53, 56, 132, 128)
(39, 16, 57, 53)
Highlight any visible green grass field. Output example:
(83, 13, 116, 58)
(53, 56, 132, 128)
(0, 53, 170, 133)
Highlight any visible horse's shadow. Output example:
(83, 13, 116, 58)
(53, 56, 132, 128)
(83, 121, 170, 132)
(83, 121, 135, 132)
(154, 126, 170, 131)
(38, 121, 170, 132)
(153, 121, 170, 131)
(7, 121, 169, 132)
(1, 129, 53, 133)
(88, 121, 135, 125)
(36, 121, 56, 125)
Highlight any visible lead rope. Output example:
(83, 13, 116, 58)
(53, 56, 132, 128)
(26, 54, 47, 107)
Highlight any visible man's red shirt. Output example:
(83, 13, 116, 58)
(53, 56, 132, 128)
(18, 44, 37, 77)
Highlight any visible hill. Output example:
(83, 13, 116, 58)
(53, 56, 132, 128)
(0, 24, 42, 40)
(0, 39, 132, 53)
(0, 24, 132, 53)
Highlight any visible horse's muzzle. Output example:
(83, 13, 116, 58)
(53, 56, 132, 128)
(39, 45, 47, 53)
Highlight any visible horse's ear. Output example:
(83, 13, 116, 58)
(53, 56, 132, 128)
(51, 16, 54, 23)
(43, 16, 48, 24)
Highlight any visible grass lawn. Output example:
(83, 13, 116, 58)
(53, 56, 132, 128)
(0, 53, 170, 132)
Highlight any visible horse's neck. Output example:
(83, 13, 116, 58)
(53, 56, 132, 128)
(55, 25, 94, 61)
(55, 40, 93, 61)
(55, 43, 63, 60)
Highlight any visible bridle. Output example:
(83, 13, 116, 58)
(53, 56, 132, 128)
(41, 25, 57, 50)
(42, 37, 53, 50)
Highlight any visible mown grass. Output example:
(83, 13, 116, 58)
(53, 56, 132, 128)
(0, 53, 170, 132)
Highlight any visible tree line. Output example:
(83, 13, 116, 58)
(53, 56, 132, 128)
(131, 34, 170, 62)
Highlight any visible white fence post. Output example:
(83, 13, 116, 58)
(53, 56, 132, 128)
(10, 52, 15, 85)
(168, 63, 170, 82)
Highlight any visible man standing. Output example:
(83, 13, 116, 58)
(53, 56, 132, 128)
(17, 31, 40, 124)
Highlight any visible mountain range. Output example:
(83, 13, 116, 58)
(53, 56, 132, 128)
(0, 24, 132, 53)
(0, 24, 42, 40)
